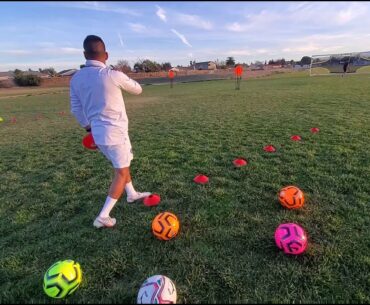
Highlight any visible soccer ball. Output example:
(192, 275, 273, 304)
(152, 212, 180, 241)
(137, 275, 177, 304)
(43, 260, 82, 298)
(275, 223, 307, 255)
(278, 186, 304, 209)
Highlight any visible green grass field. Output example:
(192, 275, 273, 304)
(1, 73, 369, 303)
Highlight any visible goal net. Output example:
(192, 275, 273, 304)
(310, 51, 370, 76)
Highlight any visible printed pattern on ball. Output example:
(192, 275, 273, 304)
(275, 223, 307, 255)
(43, 260, 82, 299)
(152, 212, 180, 241)
(279, 186, 304, 209)
(137, 275, 177, 304)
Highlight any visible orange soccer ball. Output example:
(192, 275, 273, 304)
(278, 186, 305, 209)
(152, 212, 180, 241)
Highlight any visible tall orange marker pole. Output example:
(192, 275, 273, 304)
(234, 65, 243, 90)
(168, 70, 175, 88)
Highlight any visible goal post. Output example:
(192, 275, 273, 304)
(310, 51, 370, 76)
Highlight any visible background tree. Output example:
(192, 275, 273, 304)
(14, 73, 41, 86)
(161, 62, 172, 71)
(114, 60, 132, 73)
(39, 67, 57, 77)
(226, 57, 236, 66)
(134, 59, 161, 72)
(13, 69, 22, 76)
(300, 56, 312, 65)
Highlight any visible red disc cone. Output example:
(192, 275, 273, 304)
(193, 174, 209, 184)
(10, 117, 17, 123)
(143, 194, 161, 206)
(233, 158, 248, 167)
(290, 135, 302, 141)
(263, 145, 276, 152)
(310, 127, 320, 133)
(82, 133, 97, 150)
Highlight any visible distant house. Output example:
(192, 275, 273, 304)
(250, 64, 264, 71)
(194, 61, 217, 70)
(58, 69, 78, 77)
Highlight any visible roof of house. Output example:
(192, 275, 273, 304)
(58, 69, 78, 76)
(195, 61, 216, 65)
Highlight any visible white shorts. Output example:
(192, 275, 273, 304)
(97, 137, 133, 169)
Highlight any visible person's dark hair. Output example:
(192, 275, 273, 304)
(83, 35, 106, 57)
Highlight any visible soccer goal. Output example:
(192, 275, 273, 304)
(310, 51, 370, 76)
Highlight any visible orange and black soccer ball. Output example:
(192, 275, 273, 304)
(278, 186, 305, 209)
(152, 212, 180, 241)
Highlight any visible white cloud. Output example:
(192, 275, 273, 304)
(0, 50, 32, 55)
(156, 5, 167, 22)
(287, 2, 311, 13)
(256, 49, 268, 54)
(280, 32, 369, 56)
(37, 42, 56, 48)
(0, 61, 82, 71)
(51, 2, 141, 16)
(0, 47, 82, 57)
(177, 13, 213, 30)
(226, 2, 370, 34)
(336, 3, 367, 25)
(171, 29, 192, 47)
(117, 32, 124, 48)
(154, 7, 213, 30)
(226, 48, 271, 57)
(227, 49, 252, 56)
(226, 22, 244, 32)
(59, 47, 83, 55)
(282, 45, 320, 53)
(226, 10, 280, 33)
(128, 23, 147, 33)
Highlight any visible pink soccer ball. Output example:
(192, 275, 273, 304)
(275, 223, 307, 255)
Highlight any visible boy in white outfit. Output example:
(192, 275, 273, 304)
(70, 35, 151, 228)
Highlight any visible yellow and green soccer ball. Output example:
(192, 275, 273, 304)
(43, 259, 82, 298)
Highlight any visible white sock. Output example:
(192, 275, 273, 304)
(99, 196, 118, 218)
(125, 182, 137, 198)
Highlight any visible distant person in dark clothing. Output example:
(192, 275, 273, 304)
(343, 61, 349, 77)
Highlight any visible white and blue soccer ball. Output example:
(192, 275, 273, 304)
(137, 275, 177, 304)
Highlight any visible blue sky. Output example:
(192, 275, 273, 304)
(1, 1, 370, 71)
